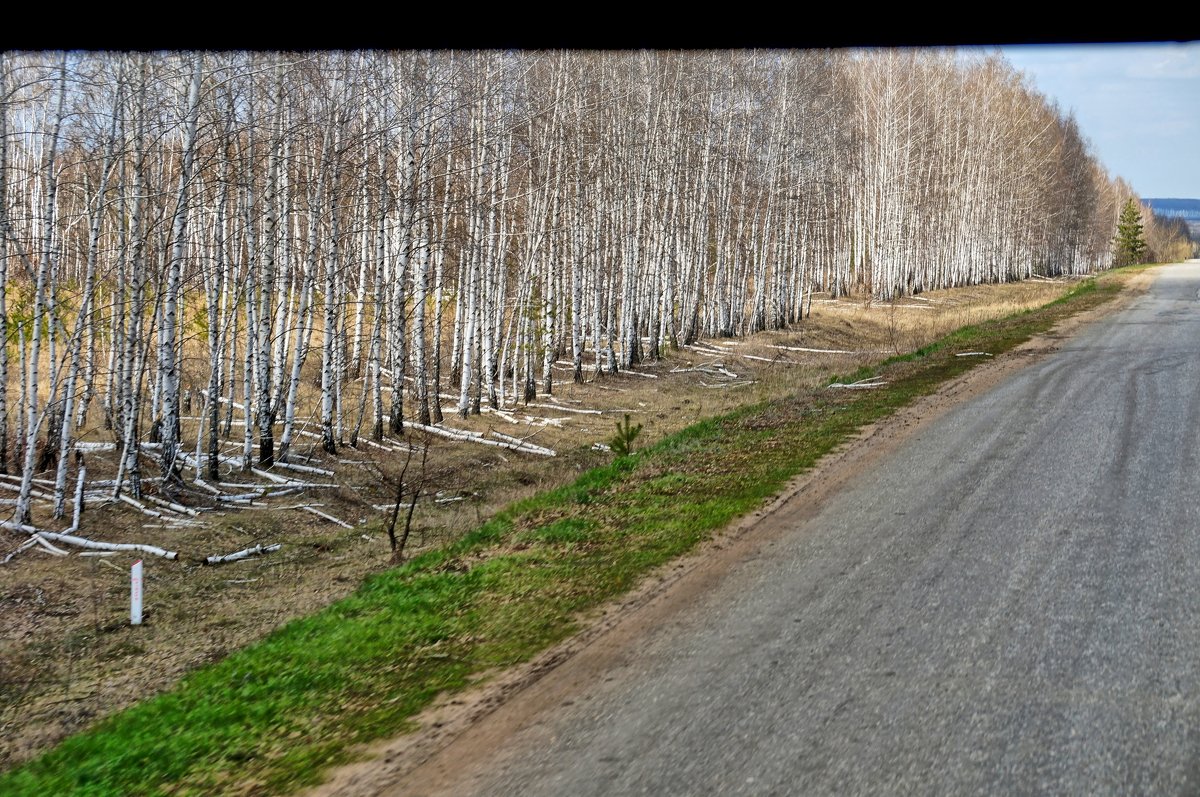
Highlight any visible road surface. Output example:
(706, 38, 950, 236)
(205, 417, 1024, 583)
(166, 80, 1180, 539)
(397, 263, 1200, 796)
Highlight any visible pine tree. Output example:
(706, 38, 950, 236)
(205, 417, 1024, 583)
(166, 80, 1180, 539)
(1113, 198, 1148, 267)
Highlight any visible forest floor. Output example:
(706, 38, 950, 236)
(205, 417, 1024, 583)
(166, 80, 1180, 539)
(0, 277, 1090, 771)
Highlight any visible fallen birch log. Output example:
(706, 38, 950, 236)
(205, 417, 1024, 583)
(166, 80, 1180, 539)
(273, 460, 335, 476)
(141, 493, 200, 517)
(74, 441, 163, 453)
(250, 467, 313, 486)
(84, 477, 163, 487)
(300, 506, 354, 528)
(351, 436, 399, 452)
(178, 450, 243, 473)
(6, 529, 280, 565)
(215, 492, 260, 503)
(35, 531, 179, 560)
(0, 473, 57, 488)
(69, 441, 114, 452)
(359, 437, 398, 451)
(741, 354, 798, 365)
(681, 343, 729, 356)
(528, 401, 603, 415)
(256, 486, 303, 498)
(162, 519, 206, 528)
(671, 363, 739, 379)
(199, 389, 246, 412)
(118, 494, 163, 518)
(191, 478, 223, 496)
(701, 380, 755, 389)
(0, 479, 55, 501)
(32, 534, 71, 556)
(828, 376, 888, 389)
(382, 437, 424, 453)
(513, 414, 567, 429)
(490, 430, 556, 456)
(204, 543, 282, 565)
(406, 421, 556, 457)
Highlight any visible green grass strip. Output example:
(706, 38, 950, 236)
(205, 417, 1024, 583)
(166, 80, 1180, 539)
(0, 273, 1126, 796)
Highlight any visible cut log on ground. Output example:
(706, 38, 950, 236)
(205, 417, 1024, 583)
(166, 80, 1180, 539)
(299, 506, 354, 528)
(828, 376, 888, 389)
(406, 421, 557, 457)
(204, 543, 282, 565)
(34, 531, 179, 560)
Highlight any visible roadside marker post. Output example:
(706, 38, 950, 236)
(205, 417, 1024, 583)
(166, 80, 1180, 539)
(131, 559, 143, 625)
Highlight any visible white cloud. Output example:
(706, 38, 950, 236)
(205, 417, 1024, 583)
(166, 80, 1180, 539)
(992, 42, 1200, 197)
(1123, 44, 1200, 79)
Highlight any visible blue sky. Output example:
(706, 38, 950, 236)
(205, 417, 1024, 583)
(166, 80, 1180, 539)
(988, 42, 1199, 200)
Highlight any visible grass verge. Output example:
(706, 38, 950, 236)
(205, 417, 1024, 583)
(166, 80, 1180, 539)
(0, 272, 1127, 796)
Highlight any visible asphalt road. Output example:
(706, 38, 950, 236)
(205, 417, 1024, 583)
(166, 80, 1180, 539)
(406, 263, 1200, 796)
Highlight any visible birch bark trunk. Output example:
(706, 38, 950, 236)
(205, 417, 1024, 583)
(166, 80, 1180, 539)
(158, 54, 203, 483)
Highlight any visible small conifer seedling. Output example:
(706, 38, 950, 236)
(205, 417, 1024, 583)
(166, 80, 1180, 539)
(610, 414, 643, 457)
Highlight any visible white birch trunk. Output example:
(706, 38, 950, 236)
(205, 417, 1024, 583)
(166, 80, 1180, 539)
(16, 57, 66, 524)
(158, 54, 203, 482)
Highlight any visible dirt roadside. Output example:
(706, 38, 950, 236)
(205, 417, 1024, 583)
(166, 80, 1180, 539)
(307, 268, 1156, 797)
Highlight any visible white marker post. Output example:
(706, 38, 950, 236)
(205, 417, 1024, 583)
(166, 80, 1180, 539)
(131, 559, 143, 625)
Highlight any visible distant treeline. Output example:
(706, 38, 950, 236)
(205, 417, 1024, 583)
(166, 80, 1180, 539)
(1144, 198, 1200, 232)
(1144, 198, 1200, 217)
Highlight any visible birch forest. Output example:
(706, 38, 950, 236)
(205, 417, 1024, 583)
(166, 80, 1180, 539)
(0, 49, 1146, 531)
